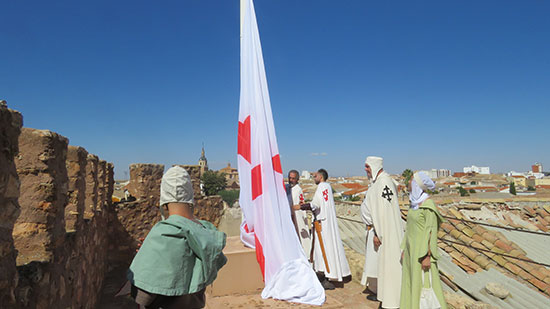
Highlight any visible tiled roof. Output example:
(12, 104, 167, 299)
(437, 205, 550, 297)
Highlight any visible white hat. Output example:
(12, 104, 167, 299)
(365, 156, 384, 181)
(160, 166, 194, 207)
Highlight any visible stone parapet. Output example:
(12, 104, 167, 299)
(14, 128, 69, 266)
(65, 146, 87, 232)
(0, 106, 23, 307)
(84, 154, 98, 219)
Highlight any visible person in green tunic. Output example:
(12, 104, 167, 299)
(400, 172, 447, 309)
(127, 166, 227, 308)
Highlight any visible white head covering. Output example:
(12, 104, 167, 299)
(159, 166, 194, 218)
(365, 156, 384, 182)
(409, 171, 435, 210)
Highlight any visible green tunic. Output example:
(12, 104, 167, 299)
(400, 199, 447, 309)
(128, 215, 227, 296)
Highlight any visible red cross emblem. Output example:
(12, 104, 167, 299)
(299, 194, 304, 202)
(323, 189, 328, 201)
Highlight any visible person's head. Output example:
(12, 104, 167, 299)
(159, 166, 194, 219)
(288, 170, 299, 187)
(315, 168, 328, 184)
(365, 156, 384, 181)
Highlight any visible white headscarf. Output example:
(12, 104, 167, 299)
(409, 171, 435, 210)
(159, 166, 195, 219)
(365, 156, 383, 182)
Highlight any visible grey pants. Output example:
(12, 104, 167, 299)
(131, 285, 206, 309)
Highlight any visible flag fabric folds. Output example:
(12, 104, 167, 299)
(237, 0, 325, 305)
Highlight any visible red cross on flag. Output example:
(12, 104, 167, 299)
(237, 0, 324, 305)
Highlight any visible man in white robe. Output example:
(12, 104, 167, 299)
(305, 169, 351, 290)
(361, 156, 404, 308)
(286, 170, 312, 258)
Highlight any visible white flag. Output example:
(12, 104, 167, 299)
(237, 0, 325, 305)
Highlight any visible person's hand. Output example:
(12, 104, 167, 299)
(373, 235, 381, 250)
(421, 255, 431, 271)
(292, 204, 301, 210)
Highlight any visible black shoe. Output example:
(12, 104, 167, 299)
(366, 294, 378, 301)
(321, 280, 335, 290)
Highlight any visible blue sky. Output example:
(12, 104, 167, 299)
(2, 0, 549, 178)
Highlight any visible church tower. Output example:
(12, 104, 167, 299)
(199, 144, 208, 175)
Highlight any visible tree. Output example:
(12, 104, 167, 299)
(402, 169, 413, 186)
(218, 190, 240, 206)
(527, 186, 536, 191)
(458, 186, 469, 197)
(201, 170, 227, 196)
(510, 182, 517, 195)
(469, 188, 476, 193)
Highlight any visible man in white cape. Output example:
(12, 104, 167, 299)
(286, 170, 312, 257)
(361, 156, 404, 308)
(304, 168, 351, 290)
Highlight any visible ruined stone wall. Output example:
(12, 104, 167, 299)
(0, 106, 22, 307)
(1, 122, 115, 309)
(65, 146, 87, 232)
(118, 164, 164, 243)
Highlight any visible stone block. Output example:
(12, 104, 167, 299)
(84, 154, 98, 219)
(0, 105, 22, 307)
(14, 128, 68, 266)
(64, 146, 87, 232)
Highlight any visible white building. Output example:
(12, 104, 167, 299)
(423, 169, 452, 179)
(463, 165, 490, 174)
(301, 170, 312, 180)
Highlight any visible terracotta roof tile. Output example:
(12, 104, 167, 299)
(535, 223, 549, 232)
(449, 229, 461, 239)
(518, 269, 535, 281)
(515, 260, 536, 273)
(481, 239, 495, 250)
(536, 207, 550, 217)
(472, 225, 487, 236)
(449, 208, 463, 219)
(461, 247, 479, 261)
(544, 277, 550, 285)
(440, 222, 453, 232)
(494, 239, 514, 252)
(458, 234, 474, 245)
(471, 234, 484, 243)
(524, 206, 537, 217)
(544, 205, 550, 214)
(503, 262, 523, 275)
(528, 277, 548, 292)
(455, 223, 467, 231)
(473, 255, 492, 270)
(492, 255, 508, 267)
(462, 227, 475, 238)
(507, 249, 524, 258)
(481, 231, 498, 243)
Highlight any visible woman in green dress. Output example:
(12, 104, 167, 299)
(400, 172, 447, 309)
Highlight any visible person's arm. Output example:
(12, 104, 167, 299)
(419, 208, 439, 271)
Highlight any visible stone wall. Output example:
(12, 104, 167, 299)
(0, 121, 115, 309)
(0, 105, 225, 308)
(0, 106, 22, 307)
(65, 146, 87, 232)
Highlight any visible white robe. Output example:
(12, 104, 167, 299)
(311, 182, 351, 281)
(291, 184, 312, 257)
(361, 171, 404, 308)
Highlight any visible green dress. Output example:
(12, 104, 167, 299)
(128, 215, 227, 296)
(400, 199, 447, 309)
